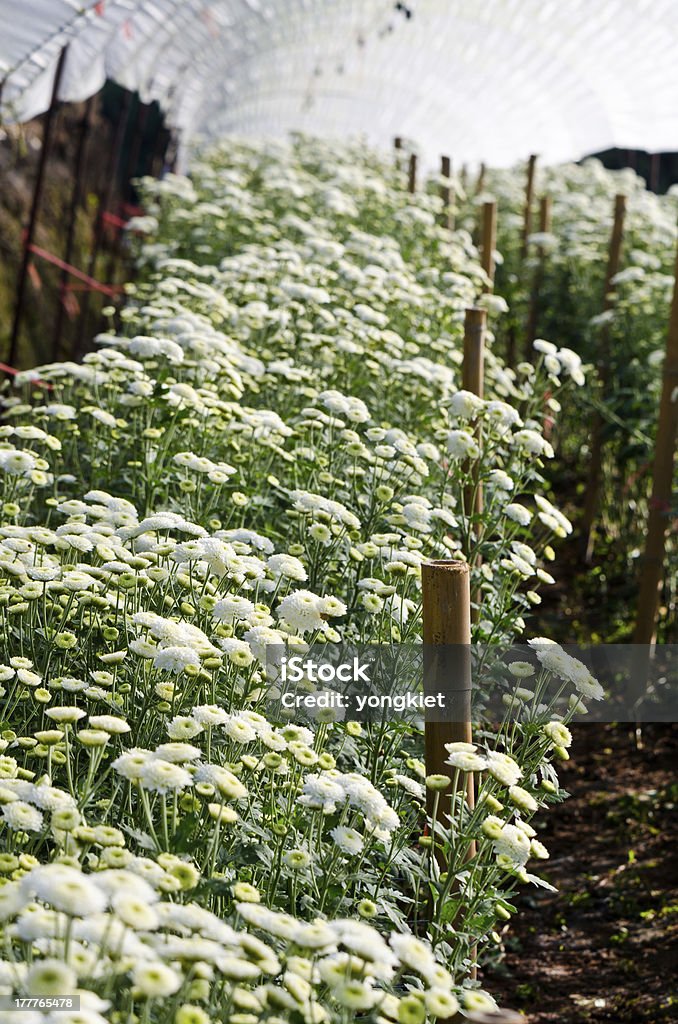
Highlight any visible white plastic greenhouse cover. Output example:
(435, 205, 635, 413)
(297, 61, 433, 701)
(1, 0, 677, 167)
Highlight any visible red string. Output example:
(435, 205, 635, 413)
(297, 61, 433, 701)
(0, 362, 52, 389)
(27, 244, 122, 296)
(101, 211, 128, 229)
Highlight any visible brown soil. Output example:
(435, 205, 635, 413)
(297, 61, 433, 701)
(485, 723, 678, 1022)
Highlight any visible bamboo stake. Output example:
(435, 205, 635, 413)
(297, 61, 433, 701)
(524, 193, 552, 357)
(520, 154, 538, 259)
(422, 560, 473, 813)
(463, 308, 486, 404)
(7, 46, 68, 367)
(633, 235, 678, 649)
(422, 560, 476, 984)
(480, 200, 497, 292)
(439, 155, 453, 230)
(581, 193, 627, 561)
(407, 152, 417, 194)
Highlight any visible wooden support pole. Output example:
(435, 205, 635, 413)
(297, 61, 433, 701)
(462, 307, 486, 402)
(520, 154, 538, 259)
(422, 560, 476, 983)
(581, 193, 627, 561)
(633, 235, 678, 648)
(524, 193, 552, 357)
(407, 152, 417, 194)
(475, 161, 486, 195)
(439, 155, 453, 230)
(52, 95, 95, 361)
(480, 200, 497, 292)
(75, 89, 132, 357)
(422, 560, 473, 812)
(650, 152, 660, 193)
(7, 47, 68, 367)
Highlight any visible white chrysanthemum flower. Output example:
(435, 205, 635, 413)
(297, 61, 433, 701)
(389, 932, 437, 974)
(45, 707, 86, 724)
(212, 595, 255, 624)
(25, 957, 78, 996)
(192, 704, 229, 726)
(167, 716, 203, 740)
(505, 502, 532, 525)
(153, 645, 201, 674)
(112, 748, 153, 782)
(492, 822, 531, 865)
(153, 743, 202, 763)
(195, 763, 247, 800)
(132, 961, 182, 997)
(2, 800, 43, 832)
(277, 589, 327, 633)
(88, 715, 130, 734)
(27, 865, 107, 916)
(445, 750, 488, 772)
(139, 759, 192, 794)
(486, 751, 522, 787)
(447, 429, 480, 460)
(509, 785, 539, 812)
(543, 720, 573, 747)
(448, 389, 485, 419)
(330, 825, 364, 855)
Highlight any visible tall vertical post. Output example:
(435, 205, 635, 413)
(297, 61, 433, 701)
(422, 560, 473, 813)
(463, 308, 486, 401)
(7, 47, 68, 367)
(52, 95, 95, 361)
(650, 152, 660, 192)
(439, 154, 453, 230)
(581, 193, 627, 561)
(75, 89, 132, 357)
(476, 162, 486, 194)
(520, 154, 538, 259)
(525, 193, 552, 356)
(407, 152, 417, 194)
(633, 236, 678, 649)
(480, 201, 497, 292)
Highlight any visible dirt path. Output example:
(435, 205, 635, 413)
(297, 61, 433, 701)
(485, 723, 678, 1023)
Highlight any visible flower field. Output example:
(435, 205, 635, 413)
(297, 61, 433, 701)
(0, 135, 674, 1024)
